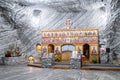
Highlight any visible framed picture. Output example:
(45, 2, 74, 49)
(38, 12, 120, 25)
(42, 46, 48, 54)
(54, 46, 61, 54)
(91, 46, 97, 54)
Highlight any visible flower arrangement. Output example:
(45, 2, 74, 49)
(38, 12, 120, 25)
(5, 45, 14, 57)
(100, 48, 105, 54)
(54, 54, 61, 62)
(92, 56, 97, 63)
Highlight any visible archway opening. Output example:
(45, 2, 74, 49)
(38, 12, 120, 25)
(48, 44, 54, 53)
(61, 44, 75, 61)
(83, 44, 90, 59)
(36, 43, 41, 52)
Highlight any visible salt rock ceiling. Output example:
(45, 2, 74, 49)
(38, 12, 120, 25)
(0, 0, 120, 56)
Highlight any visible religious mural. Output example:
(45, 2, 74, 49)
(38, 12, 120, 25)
(42, 46, 48, 57)
(41, 28, 99, 63)
(91, 46, 98, 54)
(42, 29, 98, 44)
(54, 46, 61, 54)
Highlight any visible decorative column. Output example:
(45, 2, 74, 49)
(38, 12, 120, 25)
(41, 53, 53, 68)
(70, 51, 81, 69)
(70, 58, 81, 69)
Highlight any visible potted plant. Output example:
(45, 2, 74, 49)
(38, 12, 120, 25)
(5, 45, 14, 57)
(92, 57, 97, 63)
(54, 54, 60, 62)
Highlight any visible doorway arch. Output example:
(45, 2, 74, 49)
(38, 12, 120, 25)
(83, 44, 90, 59)
(48, 44, 54, 53)
(36, 43, 41, 52)
(62, 44, 75, 52)
(61, 44, 75, 61)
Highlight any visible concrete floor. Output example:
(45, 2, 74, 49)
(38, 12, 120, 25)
(0, 65, 120, 80)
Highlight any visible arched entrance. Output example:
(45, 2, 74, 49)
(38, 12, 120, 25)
(48, 44, 54, 53)
(36, 43, 41, 52)
(83, 44, 90, 59)
(61, 44, 75, 61)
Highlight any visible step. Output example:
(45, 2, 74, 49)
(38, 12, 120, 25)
(27, 63, 42, 68)
(81, 64, 120, 70)
(81, 67, 120, 70)
(52, 65, 70, 69)
(82, 64, 120, 67)
(53, 62, 70, 65)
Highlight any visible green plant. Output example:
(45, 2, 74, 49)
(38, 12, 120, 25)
(92, 57, 97, 63)
(9, 45, 14, 52)
(54, 55, 60, 62)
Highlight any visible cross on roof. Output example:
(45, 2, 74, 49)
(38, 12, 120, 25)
(64, 19, 72, 28)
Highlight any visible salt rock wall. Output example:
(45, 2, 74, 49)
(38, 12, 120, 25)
(0, 0, 120, 63)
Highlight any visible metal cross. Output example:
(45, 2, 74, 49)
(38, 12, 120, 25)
(65, 19, 72, 27)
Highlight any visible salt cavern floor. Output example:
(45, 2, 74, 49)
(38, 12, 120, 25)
(0, 65, 119, 80)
